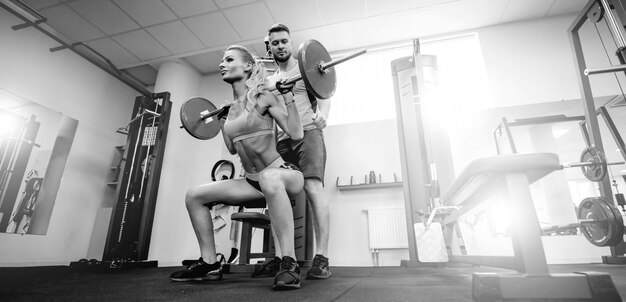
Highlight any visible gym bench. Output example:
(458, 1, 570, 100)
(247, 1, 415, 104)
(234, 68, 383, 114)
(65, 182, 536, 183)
(440, 153, 621, 301)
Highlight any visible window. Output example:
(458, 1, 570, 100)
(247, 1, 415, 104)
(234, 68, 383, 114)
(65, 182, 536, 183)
(328, 33, 492, 126)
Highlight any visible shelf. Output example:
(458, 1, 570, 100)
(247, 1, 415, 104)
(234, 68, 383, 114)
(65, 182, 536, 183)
(107, 182, 119, 187)
(337, 181, 403, 191)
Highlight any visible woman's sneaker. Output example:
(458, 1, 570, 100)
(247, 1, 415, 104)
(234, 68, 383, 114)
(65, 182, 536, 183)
(306, 254, 332, 279)
(251, 256, 281, 278)
(272, 256, 301, 290)
(169, 257, 223, 282)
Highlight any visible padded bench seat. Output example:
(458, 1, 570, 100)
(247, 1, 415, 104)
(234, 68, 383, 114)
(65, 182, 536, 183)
(231, 212, 270, 226)
(441, 153, 561, 223)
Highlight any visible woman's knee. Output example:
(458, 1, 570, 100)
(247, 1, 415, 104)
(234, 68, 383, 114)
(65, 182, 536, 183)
(259, 169, 285, 194)
(185, 186, 210, 208)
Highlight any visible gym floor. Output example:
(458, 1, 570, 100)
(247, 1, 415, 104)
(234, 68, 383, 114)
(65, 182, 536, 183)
(1, 263, 625, 301)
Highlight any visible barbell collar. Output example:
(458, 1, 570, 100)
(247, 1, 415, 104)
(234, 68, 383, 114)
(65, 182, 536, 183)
(200, 107, 224, 120)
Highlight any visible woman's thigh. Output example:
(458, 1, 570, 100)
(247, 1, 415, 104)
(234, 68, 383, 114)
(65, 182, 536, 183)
(188, 178, 264, 207)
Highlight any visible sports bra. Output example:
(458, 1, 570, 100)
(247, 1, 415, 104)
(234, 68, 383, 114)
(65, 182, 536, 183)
(222, 99, 274, 143)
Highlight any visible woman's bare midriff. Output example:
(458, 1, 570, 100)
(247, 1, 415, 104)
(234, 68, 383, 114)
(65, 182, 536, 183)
(235, 133, 281, 174)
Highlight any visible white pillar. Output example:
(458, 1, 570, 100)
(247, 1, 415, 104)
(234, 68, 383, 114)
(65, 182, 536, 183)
(148, 61, 225, 265)
(529, 124, 578, 225)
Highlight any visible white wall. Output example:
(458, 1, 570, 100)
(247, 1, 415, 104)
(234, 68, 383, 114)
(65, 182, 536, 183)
(0, 9, 137, 266)
(446, 14, 626, 174)
(324, 119, 408, 266)
(478, 13, 623, 107)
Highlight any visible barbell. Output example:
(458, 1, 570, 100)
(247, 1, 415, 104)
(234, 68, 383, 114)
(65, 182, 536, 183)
(180, 40, 367, 140)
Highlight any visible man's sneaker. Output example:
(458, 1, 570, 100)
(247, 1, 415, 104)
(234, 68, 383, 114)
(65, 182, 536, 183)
(169, 257, 223, 282)
(272, 256, 301, 290)
(251, 256, 281, 278)
(306, 254, 332, 279)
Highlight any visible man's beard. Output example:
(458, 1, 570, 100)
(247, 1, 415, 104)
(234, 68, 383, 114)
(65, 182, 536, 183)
(273, 52, 292, 63)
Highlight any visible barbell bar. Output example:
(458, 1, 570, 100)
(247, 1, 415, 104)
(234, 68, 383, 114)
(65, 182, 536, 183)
(562, 160, 625, 169)
(0, 137, 41, 147)
(579, 218, 608, 224)
(584, 64, 626, 76)
(265, 48, 368, 93)
(196, 40, 367, 122)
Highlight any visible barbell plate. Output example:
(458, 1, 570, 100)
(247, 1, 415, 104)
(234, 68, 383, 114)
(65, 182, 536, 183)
(577, 197, 623, 246)
(180, 97, 221, 140)
(605, 197, 625, 246)
(298, 39, 336, 99)
(580, 147, 607, 182)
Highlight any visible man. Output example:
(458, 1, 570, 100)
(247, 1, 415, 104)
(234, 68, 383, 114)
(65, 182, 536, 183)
(256, 23, 332, 280)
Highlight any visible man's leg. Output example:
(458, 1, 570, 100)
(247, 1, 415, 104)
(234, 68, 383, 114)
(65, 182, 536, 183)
(295, 129, 332, 279)
(304, 178, 329, 256)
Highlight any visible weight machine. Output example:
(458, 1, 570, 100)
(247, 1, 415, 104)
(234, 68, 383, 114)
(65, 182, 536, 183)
(0, 113, 40, 231)
(571, 0, 626, 264)
(101, 92, 171, 267)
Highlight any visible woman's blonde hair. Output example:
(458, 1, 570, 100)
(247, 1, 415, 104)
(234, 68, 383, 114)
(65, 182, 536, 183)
(225, 45, 267, 109)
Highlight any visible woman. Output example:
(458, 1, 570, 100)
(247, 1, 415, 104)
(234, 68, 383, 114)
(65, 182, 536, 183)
(169, 45, 304, 290)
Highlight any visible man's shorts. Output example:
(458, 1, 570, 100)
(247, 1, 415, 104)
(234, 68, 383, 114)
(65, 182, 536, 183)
(277, 128, 326, 185)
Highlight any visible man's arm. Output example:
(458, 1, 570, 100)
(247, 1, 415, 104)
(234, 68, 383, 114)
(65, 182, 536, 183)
(313, 98, 330, 130)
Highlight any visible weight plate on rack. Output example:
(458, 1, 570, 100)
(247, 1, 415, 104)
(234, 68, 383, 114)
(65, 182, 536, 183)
(577, 197, 623, 246)
(580, 147, 607, 182)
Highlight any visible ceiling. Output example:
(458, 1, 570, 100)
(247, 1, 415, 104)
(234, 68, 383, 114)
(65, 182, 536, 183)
(4, 0, 588, 87)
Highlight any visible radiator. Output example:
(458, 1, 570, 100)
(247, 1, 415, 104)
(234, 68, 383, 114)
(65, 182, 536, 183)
(366, 208, 408, 249)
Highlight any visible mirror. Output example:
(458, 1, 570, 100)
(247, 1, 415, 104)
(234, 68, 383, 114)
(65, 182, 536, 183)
(0, 89, 78, 235)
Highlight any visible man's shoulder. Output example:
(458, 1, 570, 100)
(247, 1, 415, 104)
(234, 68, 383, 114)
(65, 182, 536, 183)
(267, 63, 300, 78)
